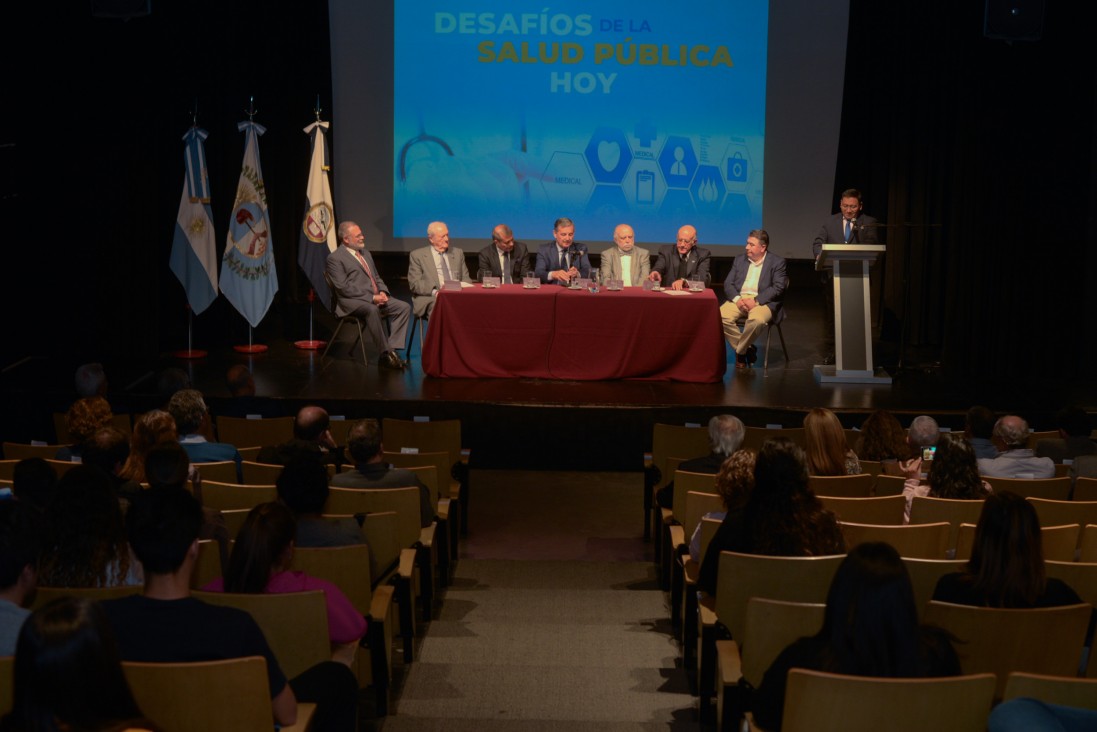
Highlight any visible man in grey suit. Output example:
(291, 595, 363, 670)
(326, 221, 411, 370)
(720, 229, 788, 369)
(408, 221, 472, 319)
(649, 224, 711, 290)
(476, 224, 530, 284)
(599, 224, 650, 287)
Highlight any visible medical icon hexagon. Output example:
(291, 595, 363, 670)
(540, 152, 595, 209)
(689, 165, 726, 212)
(658, 136, 698, 188)
(584, 127, 633, 185)
(722, 143, 753, 187)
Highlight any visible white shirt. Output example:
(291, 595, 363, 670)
(619, 249, 634, 286)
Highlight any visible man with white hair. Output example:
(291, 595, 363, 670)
(408, 220, 472, 319)
(977, 415, 1054, 478)
(655, 415, 746, 509)
(599, 224, 650, 287)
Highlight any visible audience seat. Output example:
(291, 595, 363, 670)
(215, 416, 294, 450)
(839, 521, 950, 559)
(980, 476, 1071, 500)
(818, 494, 905, 524)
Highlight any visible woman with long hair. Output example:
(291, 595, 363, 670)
(37, 466, 141, 588)
(698, 438, 845, 597)
(900, 432, 991, 522)
(933, 491, 1080, 607)
(1, 596, 158, 732)
(688, 449, 756, 563)
(856, 410, 911, 463)
(753, 542, 960, 730)
(119, 410, 177, 483)
(203, 501, 366, 648)
(803, 407, 861, 476)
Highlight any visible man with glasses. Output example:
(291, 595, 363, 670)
(649, 224, 711, 290)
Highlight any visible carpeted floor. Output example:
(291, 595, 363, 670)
(379, 470, 696, 730)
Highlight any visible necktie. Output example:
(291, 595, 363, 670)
(844, 219, 852, 243)
(503, 254, 512, 284)
(354, 250, 378, 294)
(440, 251, 453, 281)
(561, 250, 569, 271)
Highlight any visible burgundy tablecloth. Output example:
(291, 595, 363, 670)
(421, 284, 726, 382)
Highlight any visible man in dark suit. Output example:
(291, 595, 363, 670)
(326, 220, 411, 370)
(812, 188, 879, 363)
(648, 224, 711, 290)
(534, 217, 591, 284)
(476, 224, 530, 284)
(720, 229, 788, 370)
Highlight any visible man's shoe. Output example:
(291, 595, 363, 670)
(743, 345, 758, 365)
(379, 351, 405, 370)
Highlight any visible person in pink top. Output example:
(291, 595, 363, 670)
(203, 501, 366, 646)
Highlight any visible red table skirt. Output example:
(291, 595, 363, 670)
(421, 284, 727, 382)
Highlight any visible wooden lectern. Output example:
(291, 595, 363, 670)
(814, 244, 891, 384)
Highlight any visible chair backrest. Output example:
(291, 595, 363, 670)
(1073, 477, 1097, 501)
(739, 598, 825, 688)
(714, 552, 844, 642)
(681, 491, 724, 541)
(325, 487, 422, 550)
(241, 460, 285, 485)
(237, 445, 262, 461)
(923, 600, 1091, 698)
(43, 460, 81, 478)
(954, 523, 1080, 562)
(1080, 525, 1097, 562)
(191, 539, 224, 589)
(0, 655, 11, 719)
(1025, 430, 1059, 450)
(221, 509, 251, 540)
(2, 442, 66, 461)
(742, 426, 805, 452)
(698, 516, 722, 564)
(381, 418, 462, 467)
(123, 656, 303, 732)
(31, 584, 142, 611)
(672, 470, 717, 523)
(192, 590, 330, 679)
(839, 521, 950, 559)
(1044, 560, 1097, 608)
(818, 495, 906, 525)
(981, 476, 1071, 500)
(383, 451, 450, 506)
(1002, 672, 1097, 710)
(292, 544, 373, 615)
(215, 416, 294, 451)
(1028, 498, 1097, 538)
(809, 474, 874, 498)
(651, 424, 710, 491)
(193, 461, 239, 484)
(0, 461, 17, 482)
(858, 459, 883, 477)
(780, 668, 996, 732)
(902, 557, 968, 619)
(199, 480, 277, 512)
(873, 474, 907, 497)
(909, 496, 986, 554)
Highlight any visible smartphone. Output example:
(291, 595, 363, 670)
(921, 446, 936, 461)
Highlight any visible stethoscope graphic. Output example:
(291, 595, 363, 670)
(398, 121, 454, 183)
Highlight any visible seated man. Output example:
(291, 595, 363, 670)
(599, 224, 650, 287)
(102, 487, 357, 731)
(719, 229, 788, 369)
(649, 224, 711, 290)
(534, 217, 591, 285)
(408, 220, 472, 321)
(277, 454, 363, 548)
(167, 389, 242, 472)
(477, 224, 530, 284)
(257, 405, 344, 467)
(326, 220, 411, 370)
(1034, 406, 1096, 463)
(330, 419, 433, 528)
(978, 415, 1055, 479)
(655, 415, 745, 510)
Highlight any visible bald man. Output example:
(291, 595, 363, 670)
(256, 405, 344, 466)
(649, 224, 712, 290)
(476, 224, 531, 284)
(408, 221, 472, 318)
(599, 224, 650, 287)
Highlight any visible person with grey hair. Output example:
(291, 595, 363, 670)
(167, 389, 242, 471)
(885, 415, 938, 478)
(74, 363, 108, 398)
(977, 415, 1054, 478)
(534, 217, 591, 284)
(655, 415, 746, 509)
(408, 220, 472, 320)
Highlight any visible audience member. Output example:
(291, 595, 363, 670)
(855, 410, 909, 463)
(2, 597, 157, 732)
(688, 449, 756, 563)
(899, 433, 991, 522)
(988, 698, 1097, 732)
(277, 455, 362, 547)
(803, 408, 861, 475)
(698, 438, 845, 597)
(74, 362, 109, 398)
(167, 389, 242, 472)
(331, 419, 433, 528)
(55, 396, 114, 462)
(203, 501, 367, 650)
(1034, 406, 1096, 463)
(964, 405, 999, 460)
(154, 367, 191, 408)
(476, 224, 531, 284)
(408, 220, 472, 320)
(885, 415, 941, 477)
(648, 224, 711, 290)
(102, 487, 358, 731)
(37, 466, 142, 588)
(752, 542, 960, 731)
(977, 415, 1054, 479)
(655, 415, 746, 510)
(81, 426, 140, 503)
(257, 406, 344, 467)
(599, 224, 650, 287)
(216, 364, 284, 418)
(933, 492, 1081, 607)
(0, 503, 38, 656)
(119, 410, 177, 483)
(11, 459, 57, 515)
(143, 442, 231, 567)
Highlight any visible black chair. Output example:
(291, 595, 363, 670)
(321, 272, 370, 365)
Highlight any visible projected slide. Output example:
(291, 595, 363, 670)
(394, 2, 768, 245)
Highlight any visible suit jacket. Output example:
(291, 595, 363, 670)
(476, 241, 531, 282)
(599, 246, 651, 287)
(650, 244, 712, 286)
(813, 213, 879, 258)
(723, 251, 788, 319)
(325, 245, 392, 317)
(533, 242, 591, 284)
(408, 246, 471, 317)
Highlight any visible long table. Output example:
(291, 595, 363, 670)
(421, 284, 727, 382)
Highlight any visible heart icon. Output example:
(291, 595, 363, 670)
(597, 141, 621, 172)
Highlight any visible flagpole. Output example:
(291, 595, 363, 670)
(172, 304, 208, 359)
(294, 288, 325, 350)
(295, 94, 335, 350)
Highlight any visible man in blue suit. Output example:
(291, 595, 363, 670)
(534, 217, 590, 285)
(720, 229, 788, 369)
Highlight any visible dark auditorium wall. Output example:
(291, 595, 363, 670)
(1, 1, 1094, 381)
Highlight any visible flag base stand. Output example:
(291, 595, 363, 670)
(294, 340, 325, 350)
(233, 344, 268, 354)
(174, 306, 207, 359)
(172, 349, 208, 359)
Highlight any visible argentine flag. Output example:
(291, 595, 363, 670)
(169, 127, 218, 314)
(220, 121, 279, 328)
